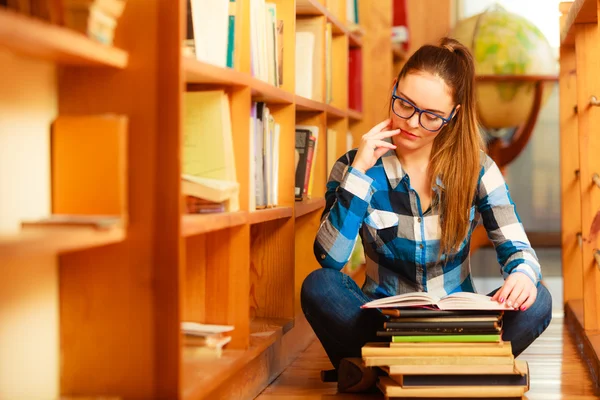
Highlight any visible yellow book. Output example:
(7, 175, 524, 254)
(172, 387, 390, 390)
(183, 90, 237, 183)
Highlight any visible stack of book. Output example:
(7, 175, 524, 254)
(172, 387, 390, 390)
(361, 291, 530, 398)
(63, 0, 127, 45)
(181, 321, 233, 358)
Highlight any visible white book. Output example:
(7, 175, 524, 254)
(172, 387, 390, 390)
(295, 31, 315, 99)
(272, 122, 280, 206)
(190, 0, 229, 67)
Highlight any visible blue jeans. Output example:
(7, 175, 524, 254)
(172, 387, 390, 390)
(300, 268, 553, 369)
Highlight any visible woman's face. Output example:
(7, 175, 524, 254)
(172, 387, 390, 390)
(390, 71, 457, 153)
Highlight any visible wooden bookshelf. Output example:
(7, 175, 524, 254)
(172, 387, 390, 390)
(392, 42, 407, 62)
(295, 95, 326, 112)
(559, 0, 600, 386)
(184, 58, 294, 104)
(348, 108, 363, 122)
(182, 212, 248, 236)
(326, 104, 346, 119)
(295, 198, 326, 218)
(249, 207, 293, 225)
(0, 0, 397, 398)
(0, 8, 128, 67)
(560, 0, 597, 46)
(0, 225, 125, 256)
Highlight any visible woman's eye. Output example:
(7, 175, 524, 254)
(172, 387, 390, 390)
(425, 114, 440, 121)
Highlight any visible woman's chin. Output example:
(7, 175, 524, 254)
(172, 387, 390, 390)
(392, 137, 422, 151)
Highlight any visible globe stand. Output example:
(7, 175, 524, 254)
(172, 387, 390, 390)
(477, 74, 557, 171)
(470, 74, 558, 252)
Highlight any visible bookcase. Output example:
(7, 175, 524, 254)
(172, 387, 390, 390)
(0, 0, 407, 398)
(559, 0, 600, 387)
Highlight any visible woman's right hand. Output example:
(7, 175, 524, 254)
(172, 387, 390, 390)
(351, 119, 400, 173)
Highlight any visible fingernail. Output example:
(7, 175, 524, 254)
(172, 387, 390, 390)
(499, 297, 504, 303)
(507, 301, 512, 307)
(520, 306, 526, 311)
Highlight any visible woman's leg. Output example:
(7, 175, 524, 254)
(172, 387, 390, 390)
(300, 267, 386, 370)
(488, 282, 553, 357)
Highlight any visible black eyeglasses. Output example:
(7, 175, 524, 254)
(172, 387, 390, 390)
(391, 82, 456, 132)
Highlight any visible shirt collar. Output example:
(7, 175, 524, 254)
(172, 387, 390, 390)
(381, 150, 405, 189)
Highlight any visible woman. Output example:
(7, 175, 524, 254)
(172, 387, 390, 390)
(300, 37, 552, 392)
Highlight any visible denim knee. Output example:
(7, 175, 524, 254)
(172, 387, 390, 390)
(300, 268, 340, 311)
(532, 282, 553, 330)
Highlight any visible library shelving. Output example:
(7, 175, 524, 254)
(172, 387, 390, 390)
(0, 0, 411, 399)
(559, 0, 600, 386)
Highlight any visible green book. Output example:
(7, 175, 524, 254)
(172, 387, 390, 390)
(392, 334, 501, 343)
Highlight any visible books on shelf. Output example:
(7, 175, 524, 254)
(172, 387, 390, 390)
(250, 102, 280, 210)
(362, 291, 513, 311)
(296, 16, 324, 101)
(63, 0, 127, 45)
(325, 22, 333, 104)
(181, 174, 238, 213)
(348, 47, 362, 111)
(392, 0, 409, 51)
(183, 90, 239, 212)
(186, 0, 235, 68)
(181, 321, 234, 358)
(249, 0, 283, 85)
(294, 125, 319, 201)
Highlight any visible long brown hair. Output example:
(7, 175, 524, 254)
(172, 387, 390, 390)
(396, 37, 484, 256)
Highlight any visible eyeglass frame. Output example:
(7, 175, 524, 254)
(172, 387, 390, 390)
(391, 81, 457, 132)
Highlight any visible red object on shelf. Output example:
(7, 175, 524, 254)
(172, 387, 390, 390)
(348, 48, 362, 112)
(392, 0, 410, 52)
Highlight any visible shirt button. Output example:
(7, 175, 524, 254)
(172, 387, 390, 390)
(418, 217, 422, 223)
(419, 244, 424, 249)
(320, 254, 326, 259)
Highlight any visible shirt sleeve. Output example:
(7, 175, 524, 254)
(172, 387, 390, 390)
(476, 154, 542, 285)
(313, 150, 373, 270)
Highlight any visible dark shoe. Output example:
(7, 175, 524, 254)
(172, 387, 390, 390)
(336, 357, 378, 393)
(320, 369, 338, 382)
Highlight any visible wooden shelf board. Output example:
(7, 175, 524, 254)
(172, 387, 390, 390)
(296, 0, 348, 35)
(182, 317, 293, 400)
(183, 56, 249, 86)
(326, 104, 347, 119)
(0, 225, 125, 257)
(295, 95, 326, 113)
(295, 198, 326, 218)
(565, 299, 600, 385)
(249, 207, 293, 225)
(250, 79, 295, 104)
(0, 8, 128, 68)
(349, 32, 363, 48)
(561, 0, 597, 46)
(182, 211, 248, 237)
(184, 57, 294, 104)
(392, 43, 407, 62)
(347, 108, 363, 122)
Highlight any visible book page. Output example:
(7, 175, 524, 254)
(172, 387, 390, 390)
(362, 292, 440, 308)
(439, 292, 512, 310)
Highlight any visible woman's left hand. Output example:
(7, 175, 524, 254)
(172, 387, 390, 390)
(491, 272, 537, 311)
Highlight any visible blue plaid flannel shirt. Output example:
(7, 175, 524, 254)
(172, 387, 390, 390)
(314, 149, 542, 300)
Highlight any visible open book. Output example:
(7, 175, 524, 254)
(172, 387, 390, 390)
(361, 291, 513, 311)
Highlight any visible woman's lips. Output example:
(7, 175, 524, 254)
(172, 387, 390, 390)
(400, 129, 419, 140)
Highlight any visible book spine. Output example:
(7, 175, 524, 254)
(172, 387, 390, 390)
(391, 334, 502, 343)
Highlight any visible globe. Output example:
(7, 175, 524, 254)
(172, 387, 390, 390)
(450, 5, 557, 130)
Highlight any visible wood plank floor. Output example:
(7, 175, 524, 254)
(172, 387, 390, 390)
(256, 313, 600, 399)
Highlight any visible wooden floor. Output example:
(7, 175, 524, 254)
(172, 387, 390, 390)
(256, 313, 600, 399)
